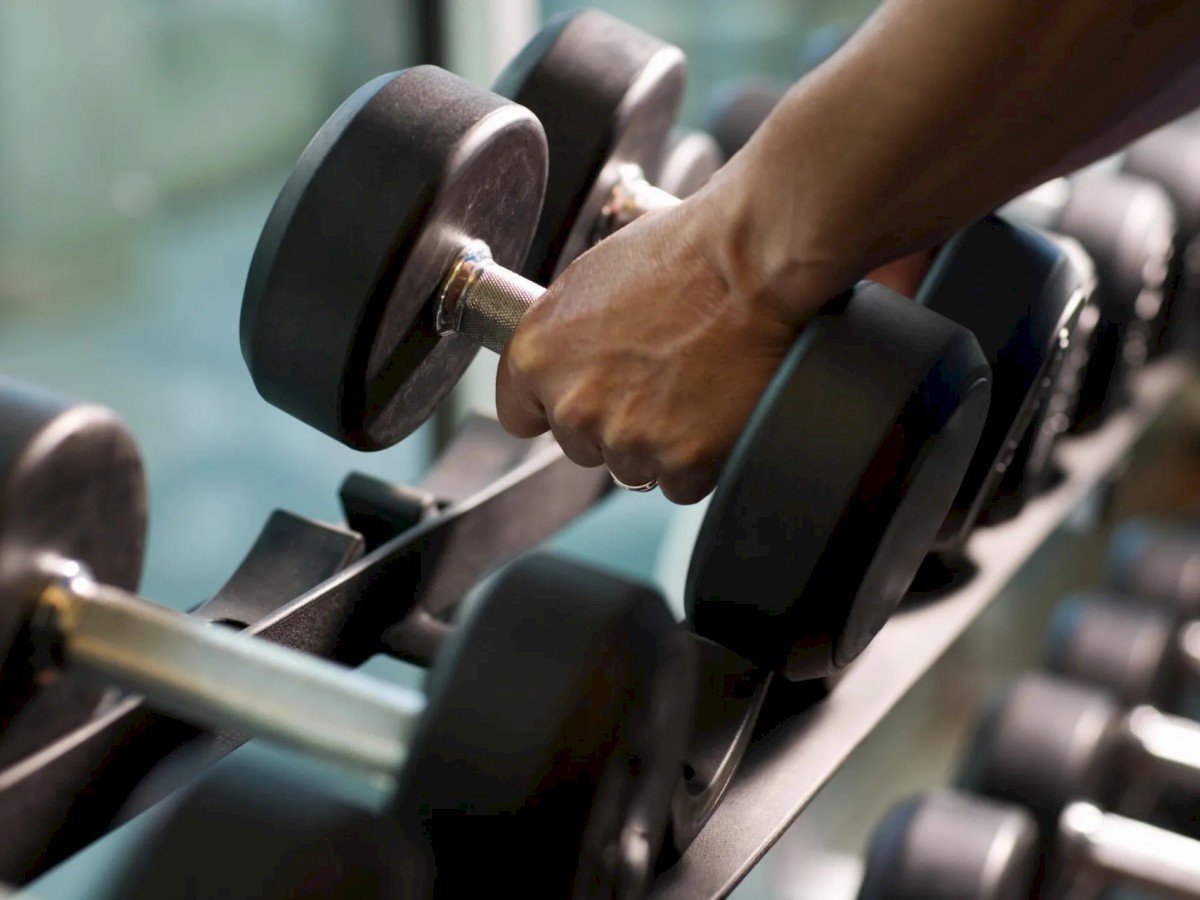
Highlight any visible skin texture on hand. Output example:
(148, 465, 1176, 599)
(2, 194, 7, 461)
(496, 198, 796, 505)
(497, 0, 1200, 503)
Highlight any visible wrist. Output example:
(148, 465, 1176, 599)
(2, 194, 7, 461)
(690, 101, 865, 327)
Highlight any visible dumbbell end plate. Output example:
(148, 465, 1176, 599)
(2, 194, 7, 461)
(241, 66, 548, 449)
(494, 9, 686, 281)
(687, 283, 992, 680)
(395, 551, 696, 897)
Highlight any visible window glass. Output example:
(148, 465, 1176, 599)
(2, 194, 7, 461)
(0, 0, 426, 608)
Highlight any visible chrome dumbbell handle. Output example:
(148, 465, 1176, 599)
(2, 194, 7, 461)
(36, 560, 418, 781)
(1058, 801, 1200, 899)
(1122, 704, 1200, 797)
(593, 163, 680, 239)
(436, 165, 680, 355)
(437, 241, 545, 355)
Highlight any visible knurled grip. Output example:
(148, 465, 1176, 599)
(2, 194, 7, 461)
(458, 260, 544, 355)
(437, 242, 545, 355)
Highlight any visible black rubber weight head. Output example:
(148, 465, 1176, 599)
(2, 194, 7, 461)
(687, 283, 992, 681)
(1043, 593, 1176, 708)
(704, 79, 788, 159)
(958, 674, 1121, 836)
(98, 756, 433, 899)
(241, 67, 548, 449)
(395, 551, 696, 898)
(857, 790, 1039, 900)
(493, 9, 686, 282)
(918, 216, 1085, 551)
(0, 379, 146, 673)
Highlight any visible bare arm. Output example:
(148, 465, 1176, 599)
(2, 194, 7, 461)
(706, 0, 1200, 319)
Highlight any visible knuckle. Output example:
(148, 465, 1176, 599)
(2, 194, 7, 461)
(505, 325, 548, 380)
(602, 416, 653, 457)
(552, 388, 602, 435)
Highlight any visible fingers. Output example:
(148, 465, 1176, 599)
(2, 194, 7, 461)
(496, 322, 724, 501)
(495, 341, 549, 439)
(602, 446, 659, 492)
(550, 419, 605, 469)
(658, 461, 721, 506)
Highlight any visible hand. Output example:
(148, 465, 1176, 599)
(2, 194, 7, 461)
(495, 197, 802, 505)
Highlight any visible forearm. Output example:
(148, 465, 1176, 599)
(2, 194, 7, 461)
(702, 0, 1200, 322)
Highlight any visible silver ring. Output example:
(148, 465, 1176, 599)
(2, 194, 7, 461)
(610, 471, 658, 493)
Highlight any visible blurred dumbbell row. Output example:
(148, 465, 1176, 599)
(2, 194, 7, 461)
(780, 517, 1200, 899)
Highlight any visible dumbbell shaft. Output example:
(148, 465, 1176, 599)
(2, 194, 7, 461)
(1059, 801, 1200, 898)
(593, 163, 680, 239)
(1124, 705, 1200, 796)
(436, 165, 677, 354)
(36, 564, 417, 780)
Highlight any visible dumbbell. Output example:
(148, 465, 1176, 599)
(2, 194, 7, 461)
(960, 673, 1200, 840)
(859, 788, 1200, 899)
(240, 31, 993, 682)
(1108, 519, 1200, 619)
(1001, 172, 1178, 431)
(499, 11, 1082, 553)
(913, 216, 1086, 552)
(1044, 593, 1200, 711)
(0, 379, 696, 897)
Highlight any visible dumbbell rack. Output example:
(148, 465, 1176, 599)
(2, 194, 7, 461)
(651, 357, 1196, 899)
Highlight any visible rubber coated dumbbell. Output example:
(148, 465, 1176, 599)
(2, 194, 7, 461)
(240, 57, 993, 679)
(960, 673, 1200, 834)
(1108, 519, 1200, 618)
(0, 379, 695, 897)
(913, 216, 1087, 553)
(1044, 593, 1200, 711)
(859, 788, 1200, 899)
(1002, 172, 1177, 431)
